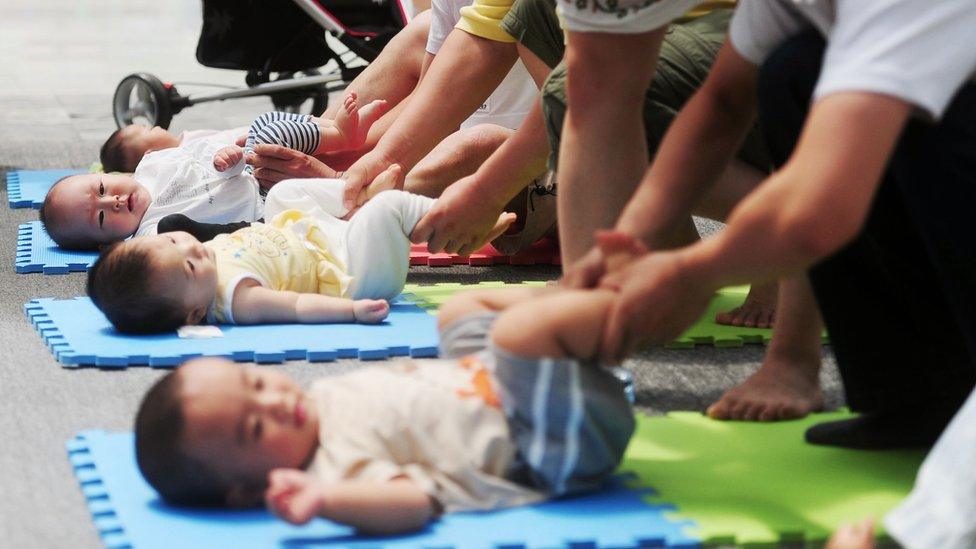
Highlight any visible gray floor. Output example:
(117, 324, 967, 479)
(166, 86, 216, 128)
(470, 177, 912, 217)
(0, 1, 843, 547)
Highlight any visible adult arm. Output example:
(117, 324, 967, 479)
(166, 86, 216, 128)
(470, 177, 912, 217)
(411, 98, 549, 254)
(598, 91, 911, 361)
(563, 42, 759, 287)
(341, 28, 518, 208)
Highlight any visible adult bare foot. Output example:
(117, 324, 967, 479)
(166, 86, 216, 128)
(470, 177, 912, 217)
(707, 345, 824, 422)
(715, 282, 777, 328)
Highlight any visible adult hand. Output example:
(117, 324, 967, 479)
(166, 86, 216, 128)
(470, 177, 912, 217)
(410, 175, 509, 255)
(598, 250, 715, 363)
(264, 469, 326, 525)
(340, 152, 397, 210)
(248, 144, 336, 190)
(561, 230, 648, 289)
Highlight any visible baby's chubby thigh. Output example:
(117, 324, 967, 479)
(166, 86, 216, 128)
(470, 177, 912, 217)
(264, 178, 348, 220)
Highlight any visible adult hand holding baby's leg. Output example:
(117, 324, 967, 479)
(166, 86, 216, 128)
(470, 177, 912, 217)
(562, 230, 648, 289)
(265, 469, 327, 525)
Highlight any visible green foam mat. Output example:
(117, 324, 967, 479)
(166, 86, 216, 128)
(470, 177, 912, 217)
(402, 283, 825, 348)
(623, 412, 924, 546)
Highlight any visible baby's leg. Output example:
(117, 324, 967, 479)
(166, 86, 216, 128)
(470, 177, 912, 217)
(246, 112, 322, 156)
(264, 178, 348, 221)
(491, 288, 617, 362)
(342, 190, 435, 300)
(438, 286, 557, 333)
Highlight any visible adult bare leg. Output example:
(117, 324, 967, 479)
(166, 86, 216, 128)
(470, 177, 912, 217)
(557, 29, 666, 265)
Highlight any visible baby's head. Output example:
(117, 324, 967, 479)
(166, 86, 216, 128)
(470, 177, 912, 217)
(40, 173, 152, 249)
(136, 358, 319, 506)
(101, 125, 180, 173)
(87, 231, 218, 333)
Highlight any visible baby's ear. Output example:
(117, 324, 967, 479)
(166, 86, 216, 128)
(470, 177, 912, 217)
(225, 483, 263, 509)
(186, 307, 207, 325)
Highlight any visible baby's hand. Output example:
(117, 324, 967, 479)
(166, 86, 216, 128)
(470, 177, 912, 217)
(353, 299, 389, 324)
(213, 146, 244, 172)
(265, 469, 326, 525)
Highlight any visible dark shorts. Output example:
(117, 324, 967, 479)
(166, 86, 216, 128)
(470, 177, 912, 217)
(502, 2, 771, 173)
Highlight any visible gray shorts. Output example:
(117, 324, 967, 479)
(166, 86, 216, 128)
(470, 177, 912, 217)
(440, 313, 635, 496)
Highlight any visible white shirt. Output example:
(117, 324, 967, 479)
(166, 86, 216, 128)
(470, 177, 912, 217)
(730, 0, 976, 120)
(885, 387, 976, 548)
(133, 137, 263, 237)
(179, 126, 248, 146)
(427, 0, 537, 130)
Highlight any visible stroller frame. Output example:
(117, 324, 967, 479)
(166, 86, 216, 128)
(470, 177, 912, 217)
(113, 0, 411, 129)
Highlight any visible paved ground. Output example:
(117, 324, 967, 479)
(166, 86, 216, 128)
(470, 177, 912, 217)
(0, 1, 842, 547)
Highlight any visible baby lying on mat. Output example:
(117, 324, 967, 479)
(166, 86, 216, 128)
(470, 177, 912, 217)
(135, 285, 634, 534)
(41, 93, 386, 249)
(86, 172, 515, 333)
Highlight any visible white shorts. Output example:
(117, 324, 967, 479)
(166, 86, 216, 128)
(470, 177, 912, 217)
(557, 0, 701, 34)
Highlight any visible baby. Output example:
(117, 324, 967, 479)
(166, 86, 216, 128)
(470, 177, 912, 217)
(41, 93, 386, 250)
(86, 173, 515, 334)
(134, 285, 634, 534)
(100, 93, 384, 173)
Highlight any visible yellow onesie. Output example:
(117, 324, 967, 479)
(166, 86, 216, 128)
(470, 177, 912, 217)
(205, 210, 352, 324)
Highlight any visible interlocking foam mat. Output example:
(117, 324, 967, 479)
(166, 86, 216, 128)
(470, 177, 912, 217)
(15, 232, 559, 277)
(6, 169, 86, 208)
(67, 429, 698, 549)
(410, 239, 560, 267)
(68, 412, 923, 548)
(401, 283, 826, 348)
(16, 221, 97, 274)
(625, 411, 924, 546)
(26, 296, 439, 367)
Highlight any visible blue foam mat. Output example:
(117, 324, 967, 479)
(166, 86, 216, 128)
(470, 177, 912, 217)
(7, 169, 86, 208)
(69, 430, 699, 549)
(27, 296, 440, 367)
(17, 221, 97, 274)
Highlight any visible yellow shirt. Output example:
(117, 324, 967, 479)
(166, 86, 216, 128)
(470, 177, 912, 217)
(205, 210, 351, 324)
(457, 0, 736, 41)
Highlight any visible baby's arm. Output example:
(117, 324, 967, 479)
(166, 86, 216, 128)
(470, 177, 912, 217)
(490, 288, 617, 362)
(232, 280, 389, 324)
(265, 469, 434, 535)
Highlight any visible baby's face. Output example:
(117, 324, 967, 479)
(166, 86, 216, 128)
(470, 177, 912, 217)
(119, 125, 180, 166)
(128, 231, 219, 325)
(49, 173, 152, 245)
(177, 359, 320, 491)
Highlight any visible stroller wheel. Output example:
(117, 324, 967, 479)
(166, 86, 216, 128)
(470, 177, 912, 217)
(270, 70, 329, 116)
(113, 73, 174, 129)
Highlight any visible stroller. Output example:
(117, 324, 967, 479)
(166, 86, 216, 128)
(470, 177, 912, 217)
(112, 0, 411, 129)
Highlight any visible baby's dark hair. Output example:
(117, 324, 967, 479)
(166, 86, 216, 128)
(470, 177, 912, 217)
(87, 241, 186, 334)
(100, 128, 133, 173)
(40, 175, 98, 250)
(135, 370, 229, 506)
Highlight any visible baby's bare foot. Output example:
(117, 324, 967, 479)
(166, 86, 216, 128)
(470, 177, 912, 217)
(485, 213, 517, 242)
(715, 283, 777, 328)
(330, 93, 387, 152)
(353, 299, 390, 324)
(213, 146, 244, 172)
(707, 346, 823, 422)
(360, 163, 403, 203)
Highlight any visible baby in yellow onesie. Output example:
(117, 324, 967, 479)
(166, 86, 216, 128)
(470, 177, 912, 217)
(86, 177, 515, 334)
